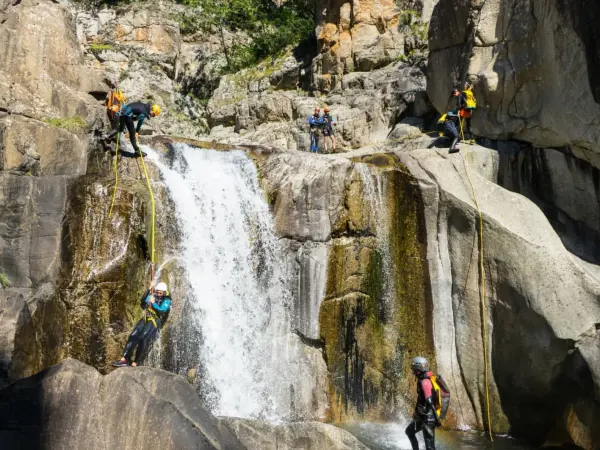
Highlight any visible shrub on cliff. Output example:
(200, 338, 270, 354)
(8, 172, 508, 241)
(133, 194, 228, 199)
(177, 0, 315, 73)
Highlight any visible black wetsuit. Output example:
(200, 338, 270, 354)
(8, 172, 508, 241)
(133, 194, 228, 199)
(122, 290, 171, 365)
(444, 114, 460, 150)
(322, 113, 334, 136)
(406, 372, 440, 450)
(106, 102, 153, 153)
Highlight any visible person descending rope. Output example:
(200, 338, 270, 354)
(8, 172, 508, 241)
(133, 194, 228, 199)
(405, 357, 451, 450)
(111, 281, 172, 367)
(322, 106, 336, 153)
(103, 102, 161, 157)
(308, 107, 324, 153)
(453, 85, 476, 145)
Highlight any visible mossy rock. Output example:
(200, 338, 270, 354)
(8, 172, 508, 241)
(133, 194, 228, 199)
(319, 163, 435, 423)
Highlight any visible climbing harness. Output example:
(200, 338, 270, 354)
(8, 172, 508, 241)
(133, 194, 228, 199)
(458, 143, 494, 442)
(108, 132, 120, 218)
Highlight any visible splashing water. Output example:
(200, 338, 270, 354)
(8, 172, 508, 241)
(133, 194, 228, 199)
(145, 144, 311, 421)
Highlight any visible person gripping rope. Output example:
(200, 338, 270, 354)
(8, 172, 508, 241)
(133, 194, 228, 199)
(405, 357, 442, 450)
(453, 85, 476, 144)
(103, 102, 161, 157)
(111, 281, 172, 367)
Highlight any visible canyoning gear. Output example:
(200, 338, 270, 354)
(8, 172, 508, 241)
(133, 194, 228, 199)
(105, 102, 153, 153)
(106, 88, 126, 123)
(122, 316, 159, 365)
(111, 359, 128, 368)
(141, 289, 172, 325)
(406, 366, 443, 449)
(430, 374, 451, 419)
(120, 289, 172, 365)
(151, 104, 161, 117)
(463, 88, 477, 110)
(406, 420, 436, 450)
(155, 282, 168, 293)
(441, 112, 460, 151)
(411, 356, 429, 374)
(309, 113, 324, 153)
(323, 106, 330, 113)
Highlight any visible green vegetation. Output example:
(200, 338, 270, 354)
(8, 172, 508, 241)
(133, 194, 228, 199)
(0, 273, 10, 288)
(175, 0, 315, 73)
(44, 117, 88, 133)
(89, 43, 113, 54)
(400, 9, 428, 49)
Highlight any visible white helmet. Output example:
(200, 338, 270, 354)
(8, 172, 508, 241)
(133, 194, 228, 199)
(155, 282, 168, 292)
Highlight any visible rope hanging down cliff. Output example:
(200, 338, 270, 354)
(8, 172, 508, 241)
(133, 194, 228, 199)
(457, 125, 494, 441)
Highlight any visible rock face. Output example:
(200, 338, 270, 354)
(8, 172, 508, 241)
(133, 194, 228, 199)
(400, 145, 600, 447)
(76, 2, 216, 138)
(0, 0, 177, 387)
(427, 0, 600, 164)
(0, 358, 245, 450)
(496, 143, 600, 265)
(224, 418, 369, 450)
(312, 0, 437, 91)
(208, 61, 433, 152)
(256, 150, 434, 422)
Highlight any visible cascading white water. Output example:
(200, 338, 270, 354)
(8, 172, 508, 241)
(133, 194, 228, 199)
(146, 144, 311, 421)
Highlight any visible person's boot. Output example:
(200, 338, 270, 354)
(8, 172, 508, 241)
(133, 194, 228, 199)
(111, 358, 128, 368)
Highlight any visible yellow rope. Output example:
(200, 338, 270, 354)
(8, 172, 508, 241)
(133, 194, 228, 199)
(108, 133, 120, 218)
(460, 150, 494, 441)
(137, 138, 156, 266)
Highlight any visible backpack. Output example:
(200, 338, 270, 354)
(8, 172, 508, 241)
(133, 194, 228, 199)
(106, 89, 126, 119)
(463, 89, 476, 109)
(430, 374, 451, 419)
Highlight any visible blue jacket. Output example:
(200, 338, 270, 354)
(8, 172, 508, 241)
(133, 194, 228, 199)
(309, 114, 324, 129)
(119, 102, 153, 132)
(140, 289, 172, 325)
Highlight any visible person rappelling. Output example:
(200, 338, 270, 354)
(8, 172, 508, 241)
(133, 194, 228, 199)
(111, 281, 172, 368)
(102, 102, 162, 157)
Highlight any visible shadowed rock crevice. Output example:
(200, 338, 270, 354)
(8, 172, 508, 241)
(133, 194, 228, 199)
(556, 0, 600, 104)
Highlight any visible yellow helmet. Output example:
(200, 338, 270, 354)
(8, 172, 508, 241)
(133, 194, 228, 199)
(151, 104, 161, 116)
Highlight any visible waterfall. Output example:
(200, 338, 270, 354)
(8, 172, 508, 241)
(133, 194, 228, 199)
(146, 144, 312, 421)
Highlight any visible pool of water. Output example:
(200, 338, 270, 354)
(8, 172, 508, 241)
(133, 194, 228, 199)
(340, 422, 534, 450)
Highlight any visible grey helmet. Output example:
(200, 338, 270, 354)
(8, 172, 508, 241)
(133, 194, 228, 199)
(411, 356, 429, 373)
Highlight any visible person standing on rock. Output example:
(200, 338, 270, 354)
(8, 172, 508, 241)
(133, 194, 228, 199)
(322, 106, 336, 153)
(102, 102, 162, 157)
(308, 107, 324, 153)
(111, 281, 172, 368)
(405, 356, 442, 450)
(453, 86, 475, 145)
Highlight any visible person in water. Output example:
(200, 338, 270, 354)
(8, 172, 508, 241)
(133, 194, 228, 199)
(103, 102, 161, 157)
(405, 356, 441, 450)
(112, 281, 172, 367)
